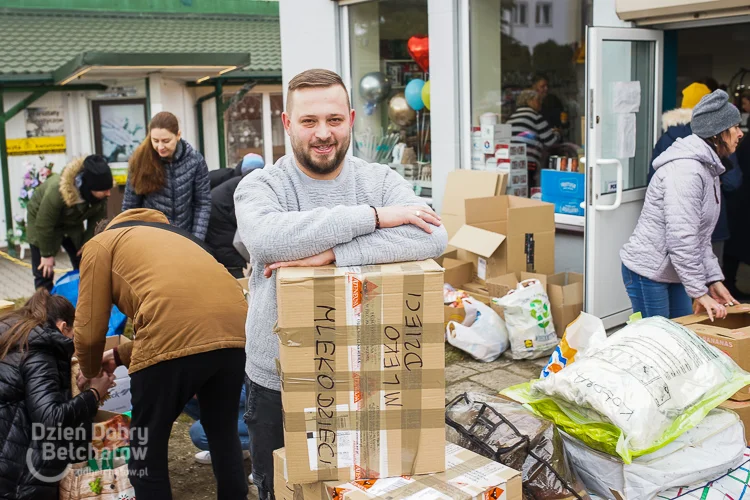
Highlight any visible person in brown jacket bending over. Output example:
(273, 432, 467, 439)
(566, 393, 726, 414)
(73, 208, 249, 500)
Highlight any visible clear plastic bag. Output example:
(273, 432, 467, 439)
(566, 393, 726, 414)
(445, 392, 590, 500)
(504, 316, 750, 463)
(492, 279, 558, 360)
(446, 298, 509, 362)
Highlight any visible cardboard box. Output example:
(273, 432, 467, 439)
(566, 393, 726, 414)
(494, 158, 527, 174)
(442, 258, 474, 325)
(481, 124, 513, 142)
(0, 300, 14, 313)
(719, 400, 750, 444)
(442, 170, 508, 240)
(274, 444, 522, 500)
(506, 186, 529, 198)
(494, 143, 526, 159)
(276, 261, 446, 484)
(541, 170, 585, 199)
(675, 305, 750, 401)
(100, 335, 132, 413)
(449, 196, 555, 283)
(545, 273, 584, 337)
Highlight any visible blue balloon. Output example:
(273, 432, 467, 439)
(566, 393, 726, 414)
(405, 79, 426, 111)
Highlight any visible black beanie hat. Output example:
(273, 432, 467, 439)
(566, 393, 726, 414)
(81, 155, 113, 191)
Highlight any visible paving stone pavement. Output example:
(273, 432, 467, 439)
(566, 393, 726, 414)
(444, 345, 547, 402)
(0, 248, 73, 301)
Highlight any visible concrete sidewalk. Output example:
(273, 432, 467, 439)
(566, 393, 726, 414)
(0, 249, 73, 301)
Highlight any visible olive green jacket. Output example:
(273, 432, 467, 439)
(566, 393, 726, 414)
(26, 158, 108, 257)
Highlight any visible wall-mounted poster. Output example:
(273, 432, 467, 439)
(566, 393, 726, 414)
(92, 99, 148, 165)
(25, 107, 65, 138)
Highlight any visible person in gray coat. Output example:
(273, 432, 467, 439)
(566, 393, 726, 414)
(621, 90, 744, 320)
(122, 111, 211, 240)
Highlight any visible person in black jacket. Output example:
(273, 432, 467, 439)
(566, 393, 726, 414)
(208, 153, 264, 190)
(205, 156, 265, 277)
(0, 289, 114, 500)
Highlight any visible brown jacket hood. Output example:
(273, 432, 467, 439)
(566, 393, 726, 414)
(74, 207, 247, 377)
(59, 157, 85, 207)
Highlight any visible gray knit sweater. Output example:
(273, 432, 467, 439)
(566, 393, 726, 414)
(234, 154, 448, 390)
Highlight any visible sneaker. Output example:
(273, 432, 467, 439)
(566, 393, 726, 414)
(248, 473, 254, 485)
(194, 450, 251, 464)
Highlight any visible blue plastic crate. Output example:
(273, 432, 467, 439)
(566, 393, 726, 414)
(541, 170, 585, 199)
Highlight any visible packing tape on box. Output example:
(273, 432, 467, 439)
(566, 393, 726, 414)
(279, 264, 440, 482)
(278, 369, 445, 392)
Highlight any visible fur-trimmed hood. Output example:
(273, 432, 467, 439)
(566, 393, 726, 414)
(661, 108, 693, 131)
(59, 157, 85, 207)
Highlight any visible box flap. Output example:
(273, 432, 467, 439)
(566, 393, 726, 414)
(449, 225, 506, 258)
(676, 304, 750, 327)
(507, 196, 556, 235)
(442, 171, 508, 216)
(486, 273, 520, 298)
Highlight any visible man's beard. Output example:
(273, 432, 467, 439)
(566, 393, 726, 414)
(292, 134, 350, 175)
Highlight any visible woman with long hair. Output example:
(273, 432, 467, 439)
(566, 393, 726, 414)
(0, 289, 115, 499)
(621, 90, 744, 320)
(122, 111, 212, 240)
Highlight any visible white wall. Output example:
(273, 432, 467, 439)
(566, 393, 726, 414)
(593, 0, 632, 27)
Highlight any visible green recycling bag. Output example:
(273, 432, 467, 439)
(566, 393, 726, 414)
(501, 316, 750, 463)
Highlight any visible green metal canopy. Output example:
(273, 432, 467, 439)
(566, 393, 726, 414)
(0, 10, 281, 84)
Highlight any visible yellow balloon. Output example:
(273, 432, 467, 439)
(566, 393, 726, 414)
(422, 80, 431, 110)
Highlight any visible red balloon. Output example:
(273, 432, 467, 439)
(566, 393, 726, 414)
(407, 35, 430, 74)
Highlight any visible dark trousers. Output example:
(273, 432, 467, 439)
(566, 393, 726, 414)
(30, 238, 81, 291)
(129, 348, 248, 500)
(226, 267, 245, 279)
(243, 378, 284, 500)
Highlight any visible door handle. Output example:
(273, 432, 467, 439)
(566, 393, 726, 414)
(593, 159, 623, 211)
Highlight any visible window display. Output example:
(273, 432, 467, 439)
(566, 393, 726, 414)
(347, 0, 432, 195)
(224, 93, 263, 167)
(469, 0, 592, 192)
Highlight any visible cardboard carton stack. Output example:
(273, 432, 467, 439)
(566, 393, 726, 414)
(675, 305, 750, 442)
(471, 125, 529, 198)
(274, 444, 522, 500)
(275, 261, 446, 486)
(441, 193, 583, 337)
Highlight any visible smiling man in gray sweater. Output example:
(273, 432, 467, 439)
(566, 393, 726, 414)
(234, 69, 447, 499)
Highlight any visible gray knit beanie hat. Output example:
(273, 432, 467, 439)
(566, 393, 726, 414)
(691, 89, 741, 138)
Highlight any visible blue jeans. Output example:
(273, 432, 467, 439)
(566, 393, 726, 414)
(621, 264, 693, 319)
(187, 385, 251, 451)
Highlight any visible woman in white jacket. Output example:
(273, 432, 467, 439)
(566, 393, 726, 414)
(621, 90, 744, 320)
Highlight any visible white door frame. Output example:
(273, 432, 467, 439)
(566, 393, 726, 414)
(584, 26, 663, 328)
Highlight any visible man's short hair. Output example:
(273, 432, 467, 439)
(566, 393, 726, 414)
(517, 89, 540, 108)
(287, 69, 351, 112)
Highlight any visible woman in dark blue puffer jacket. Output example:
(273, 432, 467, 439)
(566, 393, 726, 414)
(122, 111, 211, 240)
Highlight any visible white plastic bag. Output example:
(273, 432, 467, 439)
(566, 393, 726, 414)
(446, 298, 509, 362)
(562, 408, 746, 500)
(541, 312, 607, 378)
(492, 279, 557, 360)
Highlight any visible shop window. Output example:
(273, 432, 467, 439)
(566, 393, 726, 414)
(224, 92, 264, 168)
(536, 3, 552, 27)
(512, 2, 528, 26)
(469, 0, 592, 190)
(270, 93, 285, 163)
(347, 0, 431, 191)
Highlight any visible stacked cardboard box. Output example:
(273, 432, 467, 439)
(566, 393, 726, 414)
(274, 444, 522, 500)
(276, 261, 446, 484)
(441, 170, 508, 240)
(676, 306, 750, 443)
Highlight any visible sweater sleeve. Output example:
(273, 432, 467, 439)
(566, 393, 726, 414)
(663, 173, 710, 298)
(22, 351, 98, 430)
(191, 157, 212, 240)
(121, 178, 143, 211)
(332, 168, 448, 267)
(73, 240, 113, 379)
(34, 188, 65, 257)
(234, 172, 376, 264)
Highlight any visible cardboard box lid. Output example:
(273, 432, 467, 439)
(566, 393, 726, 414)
(277, 259, 443, 283)
(448, 225, 506, 259)
(675, 304, 750, 327)
(442, 170, 508, 216)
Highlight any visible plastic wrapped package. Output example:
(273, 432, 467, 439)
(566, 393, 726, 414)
(445, 392, 590, 500)
(504, 316, 750, 463)
(562, 409, 746, 500)
(541, 312, 606, 378)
